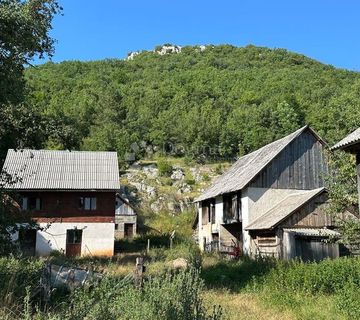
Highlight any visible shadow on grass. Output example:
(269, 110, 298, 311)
(115, 233, 179, 253)
(201, 256, 275, 292)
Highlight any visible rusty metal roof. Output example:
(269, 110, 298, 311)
(245, 188, 326, 230)
(195, 126, 323, 202)
(1, 149, 120, 190)
(331, 128, 360, 151)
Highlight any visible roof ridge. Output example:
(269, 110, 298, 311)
(9, 149, 118, 153)
(195, 125, 310, 202)
(235, 125, 307, 164)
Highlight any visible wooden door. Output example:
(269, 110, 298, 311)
(295, 237, 339, 262)
(66, 229, 82, 257)
(124, 223, 134, 238)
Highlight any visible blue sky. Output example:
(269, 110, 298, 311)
(47, 0, 360, 71)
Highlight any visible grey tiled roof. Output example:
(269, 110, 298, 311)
(2, 149, 120, 190)
(195, 126, 315, 202)
(331, 128, 360, 151)
(245, 188, 326, 230)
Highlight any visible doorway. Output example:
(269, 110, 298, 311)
(19, 229, 37, 256)
(66, 229, 82, 257)
(124, 223, 134, 238)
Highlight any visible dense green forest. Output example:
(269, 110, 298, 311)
(23, 45, 360, 163)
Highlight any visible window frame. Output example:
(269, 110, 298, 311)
(22, 196, 41, 211)
(223, 192, 241, 221)
(79, 196, 97, 211)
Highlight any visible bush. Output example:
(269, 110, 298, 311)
(148, 241, 202, 269)
(157, 159, 173, 177)
(0, 257, 44, 307)
(64, 268, 222, 320)
(202, 173, 211, 182)
(184, 177, 196, 185)
(335, 281, 360, 318)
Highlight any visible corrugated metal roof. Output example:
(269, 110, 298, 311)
(331, 128, 360, 151)
(116, 194, 137, 215)
(196, 126, 313, 202)
(1, 149, 120, 190)
(245, 188, 326, 230)
(283, 228, 340, 236)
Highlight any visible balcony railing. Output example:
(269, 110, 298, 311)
(204, 241, 241, 258)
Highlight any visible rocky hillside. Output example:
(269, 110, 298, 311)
(119, 158, 230, 215)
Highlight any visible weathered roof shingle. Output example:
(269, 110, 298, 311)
(1, 149, 120, 190)
(331, 128, 360, 151)
(245, 188, 326, 230)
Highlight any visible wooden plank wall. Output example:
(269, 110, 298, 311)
(250, 129, 328, 190)
(280, 193, 335, 228)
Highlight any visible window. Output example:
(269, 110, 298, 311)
(210, 201, 216, 224)
(223, 192, 241, 221)
(21, 197, 41, 210)
(115, 224, 119, 230)
(201, 202, 209, 226)
(79, 197, 97, 210)
(201, 199, 215, 225)
(256, 232, 276, 245)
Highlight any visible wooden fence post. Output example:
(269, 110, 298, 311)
(134, 257, 145, 288)
(40, 262, 51, 305)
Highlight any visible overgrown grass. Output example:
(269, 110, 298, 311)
(0, 257, 221, 320)
(202, 254, 360, 319)
(142, 209, 196, 238)
(2, 251, 360, 319)
(0, 257, 44, 308)
(254, 257, 360, 319)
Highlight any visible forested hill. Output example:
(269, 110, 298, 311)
(24, 45, 360, 163)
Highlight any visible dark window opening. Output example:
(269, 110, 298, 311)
(210, 201, 216, 224)
(66, 229, 83, 244)
(22, 197, 41, 210)
(223, 192, 241, 221)
(115, 224, 119, 230)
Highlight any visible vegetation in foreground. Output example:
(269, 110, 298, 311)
(1, 239, 360, 320)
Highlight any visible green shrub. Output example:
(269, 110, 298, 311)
(246, 257, 360, 318)
(185, 177, 196, 185)
(214, 164, 224, 175)
(258, 257, 360, 295)
(335, 281, 360, 318)
(202, 173, 211, 182)
(0, 257, 44, 307)
(157, 159, 173, 177)
(65, 268, 222, 320)
(117, 233, 171, 253)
